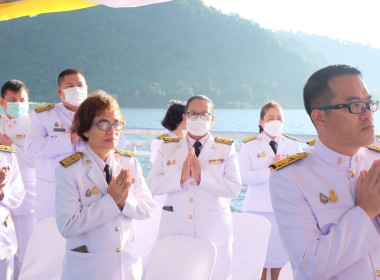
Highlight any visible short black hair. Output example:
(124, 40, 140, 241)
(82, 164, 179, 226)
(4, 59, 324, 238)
(184, 95, 213, 114)
(1, 79, 29, 98)
(161, 100, 186, 131)
(303, 64, 362, 118)
(58, 68, 85, 87)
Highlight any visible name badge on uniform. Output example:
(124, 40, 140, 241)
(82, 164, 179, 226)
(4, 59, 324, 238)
(54, 128, 66, 132)
(209, 158, 224, 164)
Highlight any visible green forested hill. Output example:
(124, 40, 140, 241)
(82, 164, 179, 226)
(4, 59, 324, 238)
(0, 0, 379, 108)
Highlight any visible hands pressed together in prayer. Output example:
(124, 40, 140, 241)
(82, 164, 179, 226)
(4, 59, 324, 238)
(181, 147, 201, 185)
(357, 159, 380, 220)
(107, 168, 133, 209)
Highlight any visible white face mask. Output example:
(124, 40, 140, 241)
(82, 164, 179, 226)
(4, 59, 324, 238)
(186, 118, 211, 137)
(263, 120, 283, 137)
(62, 87, 87, 106)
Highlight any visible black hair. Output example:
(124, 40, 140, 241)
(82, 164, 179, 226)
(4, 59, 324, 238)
(1, 80, 29, 98)
(161, 100, 186, 131)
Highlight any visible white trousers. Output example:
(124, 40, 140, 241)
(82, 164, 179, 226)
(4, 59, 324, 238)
(12, 215, 36, 280)
(0, 254, 14, 280)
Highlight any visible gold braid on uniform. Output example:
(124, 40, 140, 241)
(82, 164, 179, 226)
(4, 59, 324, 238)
(164, 137, 181, 143)
(306, 138, 317, 146)
(242, 135, 257, 143)
(59, 152, 84, 167)
(270, 152, 308, 171)
(156, 133, 169, 140)
(214, 137, 234, 145)
(0, 145, 15, 153)
(366, 145, 380, 152)
(283, 134, 299, 141)
(35, 104, 55, 113)
(115, 148, 135, 157)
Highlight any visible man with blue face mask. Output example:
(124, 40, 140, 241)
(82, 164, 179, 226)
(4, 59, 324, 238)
(147, 95, 242, 280)
(0, 79, 36, 279)
(24, 68, 88, 223)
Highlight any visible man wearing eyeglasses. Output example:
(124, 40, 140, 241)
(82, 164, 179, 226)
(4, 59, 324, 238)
(270, 64, 380, 279)
(24, 68, 88, 223)
(148, 95, 242, 280)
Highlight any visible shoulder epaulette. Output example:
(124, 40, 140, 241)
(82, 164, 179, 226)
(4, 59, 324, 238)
(156, 133, 169, 140)
(214, 137, 234, 145)
(306, 138, 317, 146)
(366, 145, 380, 152)
(242, 136, 257, 143)
(59, 152, 83, 167)
(0, 114, 3, 118)
(270, 152, 308, 171)
(283, 134, 299, 141)
(35, 104, 55, 113)
(115, 148, 135, 157)
(0, 145, 15, 153)
(376, 134, 380, 139)
(164, 137, 181, 143)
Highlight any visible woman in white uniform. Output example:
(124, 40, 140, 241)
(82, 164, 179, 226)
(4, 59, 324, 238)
(239, 101, 302, 280)
(150, 100, 186, 164)
(55, 90, 155, 280)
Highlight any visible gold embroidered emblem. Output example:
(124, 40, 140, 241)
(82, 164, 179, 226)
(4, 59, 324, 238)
(35, 104, 55, 113)
(242, 135, 257, 143)
(59, 152, 84, 167)
(270, 152, 308, 171)
(320, 193, 329, 204)
(214, 137, 234, 145)
(114, 148, 135, 157)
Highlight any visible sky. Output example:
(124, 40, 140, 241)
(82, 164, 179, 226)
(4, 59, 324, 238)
(202, 0, 380, 49)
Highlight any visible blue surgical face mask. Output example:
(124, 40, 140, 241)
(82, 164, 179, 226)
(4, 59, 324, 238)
(6, 102, 29, 118)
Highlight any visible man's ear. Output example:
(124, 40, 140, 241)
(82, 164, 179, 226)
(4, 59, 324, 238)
(311, 109, 326, 129)
(57, 87, 64, 101)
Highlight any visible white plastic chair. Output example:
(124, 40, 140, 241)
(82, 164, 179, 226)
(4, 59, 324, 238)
(231, 212, 271, 280)
(19, 217, 66, 280)
(144, 235, 217, 280)
(278, 262, 293, 280)
(133, 200, 163, 270)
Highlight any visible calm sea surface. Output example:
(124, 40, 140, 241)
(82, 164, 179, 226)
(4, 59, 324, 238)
(120, 108, 380, 212)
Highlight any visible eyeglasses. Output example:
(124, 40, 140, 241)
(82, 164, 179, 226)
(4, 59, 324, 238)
(92, 121, 125, 131)
(186, 112, 212, 120)
(313, 100, 379, 114)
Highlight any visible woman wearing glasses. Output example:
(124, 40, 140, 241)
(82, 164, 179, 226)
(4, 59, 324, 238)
(239, 101, 302, 280)
(55, 90, 155, 280)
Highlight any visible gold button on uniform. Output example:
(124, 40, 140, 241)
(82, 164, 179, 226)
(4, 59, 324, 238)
(190, 181, 194, 186)
(189, 215, 193, 220)
(349, 170, 356, 178)
(115, 226, 120, 231)
(376, 268, 380, 277)
(116, 248, 121, 253)
(189, 198, 194, 203)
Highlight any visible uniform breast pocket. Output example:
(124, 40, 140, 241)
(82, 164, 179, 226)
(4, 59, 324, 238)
(314, 206, 349, 235)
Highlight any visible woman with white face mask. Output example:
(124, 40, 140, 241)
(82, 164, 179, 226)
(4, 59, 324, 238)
(239, 101, 302, 280)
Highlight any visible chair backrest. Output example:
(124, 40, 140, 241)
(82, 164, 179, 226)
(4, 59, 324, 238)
(231, 212, 271, 280)
(133, 200, 163, 271)
(19, 217, 66, 280)
(278, 262, 293, 280)
(144, 235, 217, 280)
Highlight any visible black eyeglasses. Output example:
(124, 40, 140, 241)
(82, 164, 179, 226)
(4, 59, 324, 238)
(186, 112, 212, 120)
(92, 121, 125, 131)
(313, 100, 379, 114)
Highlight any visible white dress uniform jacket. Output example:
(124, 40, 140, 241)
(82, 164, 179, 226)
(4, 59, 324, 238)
(147, 133, 241, 279)
(24, 103, 85, 221)
(0, 113, 36, 277)
(0, 147, 25, 261)
(270, 139, 380, 280)
(150, 129, 176, 164)
(55, 144, 155, 280)
(239, 133, 301, 212)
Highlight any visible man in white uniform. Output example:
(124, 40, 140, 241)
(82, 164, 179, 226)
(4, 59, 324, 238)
(270, 64, 380, 279)
(148, 95, 241, 280)
(0, 145, 25, 280)
(0, 80, 36, 279)
(25, 68, 87, 222)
